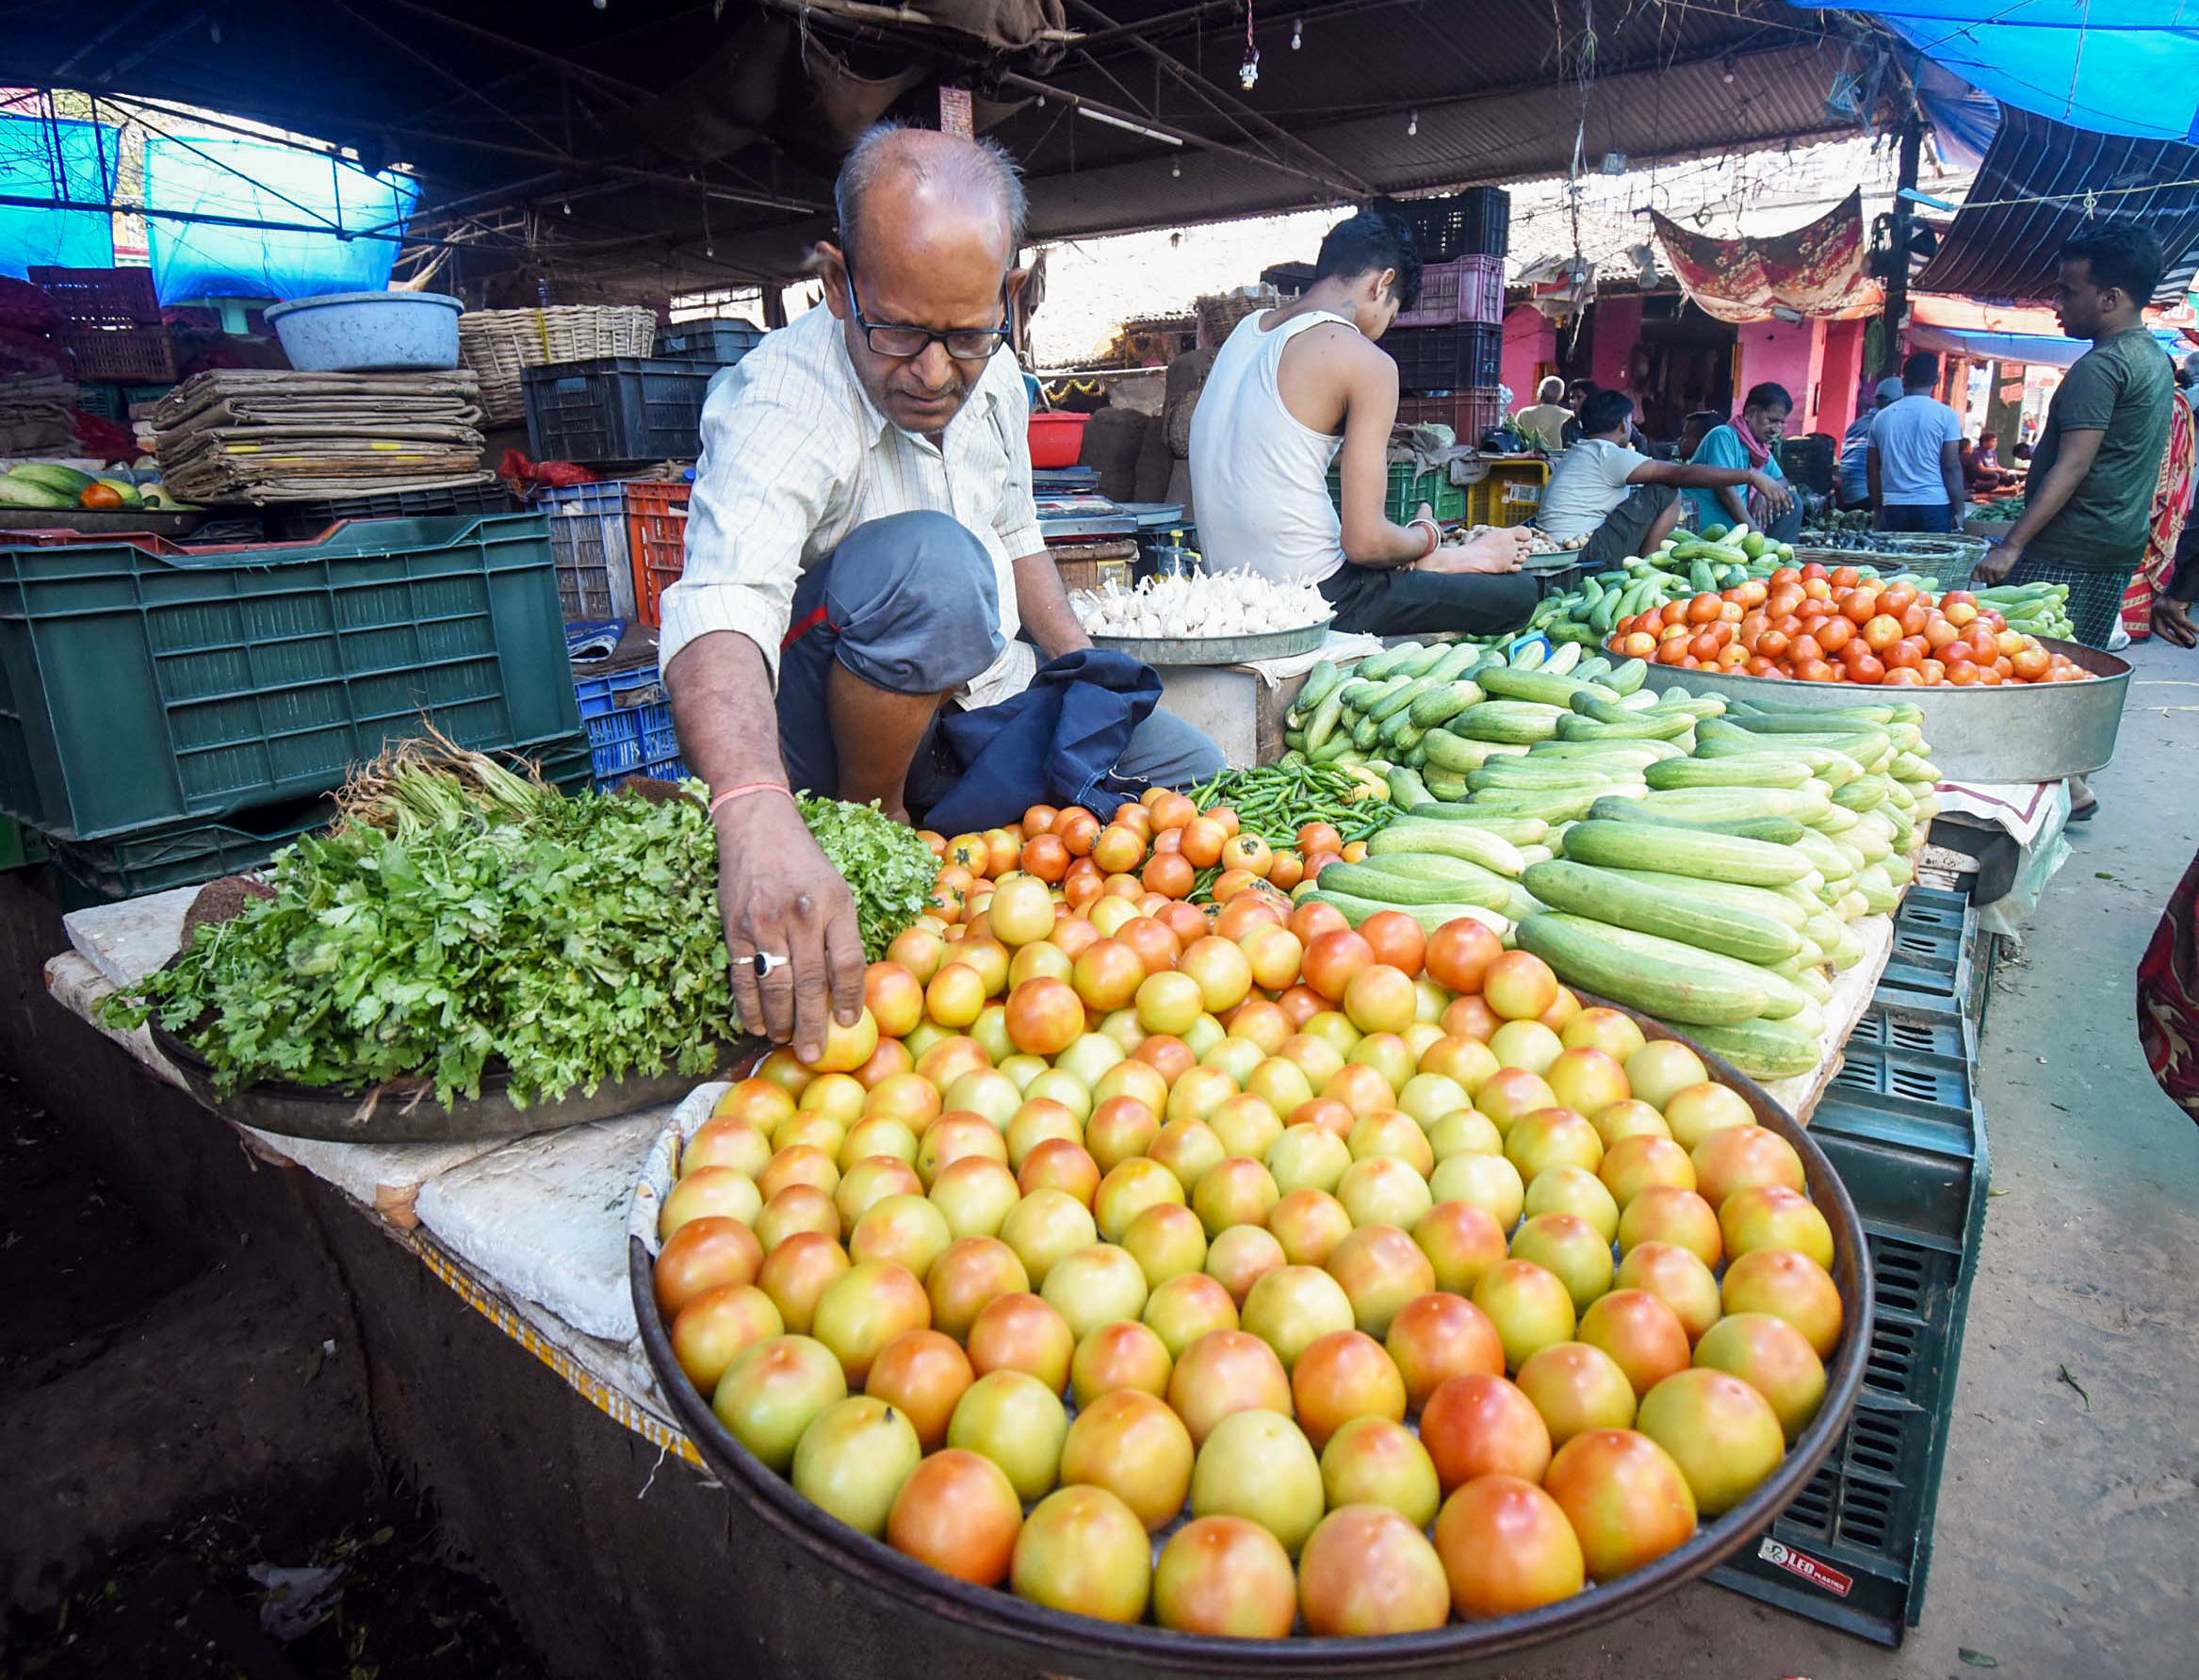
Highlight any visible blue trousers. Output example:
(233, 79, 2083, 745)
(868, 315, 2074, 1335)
(776, 513, 1223, 808)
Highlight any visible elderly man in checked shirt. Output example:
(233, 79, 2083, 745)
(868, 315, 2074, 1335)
(664, 124, 1222, 1065)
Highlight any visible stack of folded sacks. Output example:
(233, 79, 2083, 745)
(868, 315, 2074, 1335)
(0, 371, 79, 454)
(151, 368, 494, 504)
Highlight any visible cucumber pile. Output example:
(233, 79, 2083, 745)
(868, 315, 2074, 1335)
(1279, 640, 1943, 1081)
(1513, 698, 1940, 1078)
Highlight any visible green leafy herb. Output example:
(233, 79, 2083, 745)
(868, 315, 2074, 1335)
(795, 792, 941, 962)
(102, 742, 935, 1106)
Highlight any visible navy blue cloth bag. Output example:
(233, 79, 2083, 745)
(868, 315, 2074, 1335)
(921, 649, 1161, 834)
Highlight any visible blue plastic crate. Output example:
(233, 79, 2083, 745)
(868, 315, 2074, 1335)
(573, 664, 664, 721)
(574, 664, 670, 783)
(641, 720, 681, 763)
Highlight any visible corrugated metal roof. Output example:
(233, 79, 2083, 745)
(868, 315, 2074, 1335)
(1911, 106, 2199, 302)
(0, 0, 1865, 289)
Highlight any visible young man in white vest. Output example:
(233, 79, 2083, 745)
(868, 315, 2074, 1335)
(1190, 210, 1536, 636)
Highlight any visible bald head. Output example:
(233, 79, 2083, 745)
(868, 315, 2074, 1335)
(835, 123, 1027, 274)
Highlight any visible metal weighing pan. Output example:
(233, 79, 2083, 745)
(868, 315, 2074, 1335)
(1091, 619, 1333, 666)
(152, 1016, 745, 1144)
(1635, 635, 2130, 783)
(627, 1003, 1873, 1679)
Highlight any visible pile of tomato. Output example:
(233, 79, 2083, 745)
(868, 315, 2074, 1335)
(1607, 563, 2093, 686)
(920, 791, 1364, 924)
(646, 835, 1851, 1638)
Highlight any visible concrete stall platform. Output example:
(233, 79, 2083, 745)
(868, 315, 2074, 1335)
(5, 643, 2196, 1678)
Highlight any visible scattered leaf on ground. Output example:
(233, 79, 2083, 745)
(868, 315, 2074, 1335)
(2057, 1363, 2092, 1410)
(1988, 1187, 2010, 1198)
(1960, 1651, 2000, 1669)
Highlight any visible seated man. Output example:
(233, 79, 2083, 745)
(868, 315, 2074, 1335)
(1190, 208, 1536, 637)
(1514, 376, 1572, 449)
(1537, 388, 1795, 566)
(663, 124, 1223, 1062)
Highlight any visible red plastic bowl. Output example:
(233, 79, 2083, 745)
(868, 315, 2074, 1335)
(1028, 411, 1090, 468)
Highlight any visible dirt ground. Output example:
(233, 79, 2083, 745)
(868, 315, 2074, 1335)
(0, 1075, 542, 1680)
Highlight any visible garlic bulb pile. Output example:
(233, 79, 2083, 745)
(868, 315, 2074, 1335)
(1072, 568, 1332, 640)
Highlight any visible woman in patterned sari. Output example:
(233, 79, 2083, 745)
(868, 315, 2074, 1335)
(2118, 380, 2195, 641)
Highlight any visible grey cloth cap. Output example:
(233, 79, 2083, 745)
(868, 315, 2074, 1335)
(1875, 377, 1905, 403)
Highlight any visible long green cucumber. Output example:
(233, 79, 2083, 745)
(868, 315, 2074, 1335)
(1367, 820, 1527, 877)
(1466, 758, 1626, 792)
(1604, 658, 1649, 695)
(1584, 801, 1807, 845)
(1330, 854, 1515, 907)
(1579, 865, 1811, 929)
(1531, 738, 1685, 763)
(1385, 764, 1434, 811)
(1649, 1014, 1820, 1079)
(1523, 860, 1801, 966)
(1557, 818, 1812, 887)
(1296, 660, 1343, 713)
(1643, 757, 1815, 791)
(1449, 701, 1571, 744)
(1555, 710, 1695, 742)
(1478, 666, 1620, 707)
(1303, 687, 1348, 752)
(1396, 807, 1550, 845)
(1307, 890, 1509, 938)
(1423, 731, 1532, 773)
(1408, 680, 1485, 728)
(1691, 737, 1865, 788)
(1425, 643, 1485, 682)
(1370, 675, 1439, 723)
(1513, 913, 1768, 1026)
(1356, 642, 1424, 681)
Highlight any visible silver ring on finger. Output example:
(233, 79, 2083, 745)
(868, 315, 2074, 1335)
(750, 950, 790, 981)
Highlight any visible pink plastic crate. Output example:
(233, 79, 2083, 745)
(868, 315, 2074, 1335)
(1394, 255, 1506, 328)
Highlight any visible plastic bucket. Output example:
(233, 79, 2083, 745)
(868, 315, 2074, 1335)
(266, 291, 464, 371)
(1028, 411, 1090, 468)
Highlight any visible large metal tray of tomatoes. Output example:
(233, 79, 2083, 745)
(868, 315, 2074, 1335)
(624, 1005, 1873, 1678)
(1630, 636, 2129, 784)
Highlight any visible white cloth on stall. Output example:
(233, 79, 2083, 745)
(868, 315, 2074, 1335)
(659, 305, 1044, 710)
(1188, 309, 1358, 587)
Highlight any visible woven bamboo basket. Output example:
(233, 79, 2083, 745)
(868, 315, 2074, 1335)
(1194, 285, 1279, 347)
(458, 305, 659, 424)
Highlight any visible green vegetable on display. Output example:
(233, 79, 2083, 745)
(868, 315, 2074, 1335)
(103, 740, 937, 1106)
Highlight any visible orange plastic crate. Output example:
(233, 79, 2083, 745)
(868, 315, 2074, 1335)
(625, 481, 692, 627)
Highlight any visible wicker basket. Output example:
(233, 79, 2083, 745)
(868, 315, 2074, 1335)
(458, 305, 659, 424)
(1194, 285, 1279, 348)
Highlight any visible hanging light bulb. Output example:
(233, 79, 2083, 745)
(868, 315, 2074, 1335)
(1171, 159, 1181, 178)
(209, 19, 221, 41)
(1407, 109, 1419, 138)
(562, 201, 572, 215)
(1292, 18, 1302, 49)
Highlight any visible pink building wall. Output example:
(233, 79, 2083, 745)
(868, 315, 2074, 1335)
(1589, 296, 1644, 396)
(1735, 319, 1818, 432)
(1500, 304, 1556, 407)
(1816, 318, 1870, 441)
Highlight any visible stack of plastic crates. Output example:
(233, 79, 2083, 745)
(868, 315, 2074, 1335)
(576, 664, 687, 788)
(1710, 886, 1991, 1646)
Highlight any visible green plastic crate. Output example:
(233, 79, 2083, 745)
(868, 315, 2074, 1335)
(0, 514, 580, 841)
(1325, 462, 1468, 525)
(1710, 1004, 1989, 1645)
(48, 732, 596, 901)
(0, 813, 43, 870)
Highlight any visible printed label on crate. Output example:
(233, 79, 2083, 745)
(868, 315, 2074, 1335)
(1757, 1538, 1853, 1598)
(1504, 483, 1542, 504)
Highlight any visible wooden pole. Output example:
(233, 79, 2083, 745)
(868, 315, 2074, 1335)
(1881, 105, 1924, 378)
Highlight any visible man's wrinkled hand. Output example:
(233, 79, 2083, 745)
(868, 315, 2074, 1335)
(715, 792, 866, 1063)
(2154, 595, 2198, 648)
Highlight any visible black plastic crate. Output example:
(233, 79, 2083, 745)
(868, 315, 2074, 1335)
(523, 357, 712, 464)
(262, 479, 514, 541)
(1779, 434, 1837, 494)
(656, 318, 765, 366)
(1381, 323, 1502, 396)
(1400, 188, 1509, 261)
(1711, 1011, 1988, 1645)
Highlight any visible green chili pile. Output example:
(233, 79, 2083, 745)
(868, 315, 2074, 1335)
(1182, 761, 1399, 847)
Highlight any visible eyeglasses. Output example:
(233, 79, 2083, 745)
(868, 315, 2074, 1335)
(843, 272, 1010, 362)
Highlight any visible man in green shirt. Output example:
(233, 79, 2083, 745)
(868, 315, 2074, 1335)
(1975, 221, 2175, 648)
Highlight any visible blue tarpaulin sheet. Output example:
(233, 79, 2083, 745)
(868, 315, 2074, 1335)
(1838, 4, 2199, 143)
(0, 114, 120, 275)
(1907, 323, 2193, 368)
(144, 137, 417, 303)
